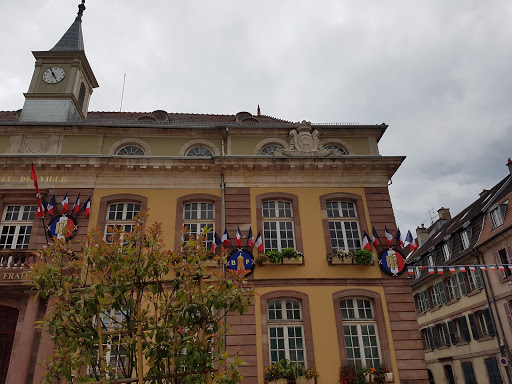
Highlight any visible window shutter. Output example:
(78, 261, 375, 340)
(448, 237, 454, 257)
(483, 308, 496, 337)
(496, 251, 507, 278)
(442, 322, 451, 346)
(460, 315, 472, 342)
(468, 313, 480, 340)
(499, 203, 508, 221)
(425, 289, 432, 310)
(457, 272, 468, 295)
(476, 269, 484, 289)
(452, 275, 460, 298)
(447, 320, 457, 344)
(504, 302, 512, 331)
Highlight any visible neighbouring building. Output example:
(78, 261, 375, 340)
(0, 3, 429, 384)
(409, 160, 512, 384)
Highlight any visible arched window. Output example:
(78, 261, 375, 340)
(117, 145, 145, 156)
(186, 146, 213, 157)
(260, 144, 283, 156)
(324, 144, 347, 155)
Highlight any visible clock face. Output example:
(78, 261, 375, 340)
(42, 67, 65, 84)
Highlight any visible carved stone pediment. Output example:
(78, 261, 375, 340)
(277, 120, 338, 157)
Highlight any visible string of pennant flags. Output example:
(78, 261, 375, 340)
(407, 265, 512, 275)
(210, 227, 263, 253)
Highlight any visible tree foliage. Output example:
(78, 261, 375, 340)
(30, 214, 254, 384)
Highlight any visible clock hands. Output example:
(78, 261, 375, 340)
(50, 68, 58, 81)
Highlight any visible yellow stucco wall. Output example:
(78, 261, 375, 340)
(61, 136, 99, 154)
(0, 136, 9, 153)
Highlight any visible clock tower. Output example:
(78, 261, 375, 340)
(19, 0, 99, 122)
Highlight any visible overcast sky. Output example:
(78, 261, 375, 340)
(1, 0, 511, 236)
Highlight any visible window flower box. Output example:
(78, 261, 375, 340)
(386, 372, 394, 382)
(296, 377, 315, 384)
(283, 255, 303, 265)
(267, 379, 287, 384)
(257, 249, 303, 266)
(331, 256, 354, 265)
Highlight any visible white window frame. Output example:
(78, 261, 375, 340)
(263, 200, 295, 251)
(414, 267, 421, 279)
(260, 144, 283, 156)
(427, 254, 434, 267)
(476, 311, 490, 337)
(441, 242, 451, 261)
(490, 207, 504, 230)
(89, 309, 127, 379)
(419, 290, 430, 312)
(116, 145, 145, 156)
(326, 201, 362, 252)
(105, 202, 141, 243)
(436, 324, 448, 347)
(447, 275, 460, 300)
(182, 202, 215, 248)
(186, 146, 213, 157)
(340, 298, 381, 368)
(460, 230, 470, 250)
(468, 269, 484, 291)
(267, 299, 306, 365)
(0, 205, 37, 249)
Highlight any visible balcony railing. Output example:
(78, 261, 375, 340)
(0, 250, 36, 284)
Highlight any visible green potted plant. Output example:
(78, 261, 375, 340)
(354, 249, 374, 265)
(265, 250, 283, 264)
(296, 368, 319, 384)
(282, 248, 303, 265)
(255, 253, 269, 266)
(264, 360, 287, 384)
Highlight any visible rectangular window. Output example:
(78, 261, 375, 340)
(427, 254, 434, 267)
(183, 202, 214, 248)
(460, 230, 470, 250)
(468, 269, 484, 291)
(461, 361, 477, 384)
(0, 205, 37, 249)
(419, 290, 430, 312)
(431, 282, 446, 307)
(263, 201, 295, 251)
(446, 275, 460, 301)
(497, 248, 512, 278)
(268, 299, 305, 365)
(105, 203, 141, 243)
(326, 201, 361, 252)
(341, 299, 381, 368)
(442, 242, 451, 261)
(476, 311, 490, 337)
(490, 207, 504, 230)
(436, 324, 448, 347)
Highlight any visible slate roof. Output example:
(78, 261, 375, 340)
(50, 17, 84, 52)
(410, 173, 511, 263)
(0, 110, 291, 124)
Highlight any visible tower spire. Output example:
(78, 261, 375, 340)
(76, 0, 86, 21)
(50, 0, 86, 52)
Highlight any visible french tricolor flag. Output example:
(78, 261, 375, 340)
(235, 227, 242, 247)
(61, 193, 69, 214)
(428, 267, 435, 274)
(221, 228, 231, 246)
(248, 227, 255, 247)
(362, 231, 372, 251)
(469, 266, 476, 272)
(254, 231, 263, 252)
(437, 267, 444, 274)
(397, 227, 404, 248)
(489, 265, 497, 271)
(479, 265, 487, 271)
(72, 193, 81, 214)
(449, 266, 456, 273)
(48, 195, 56, 215)
(372, 227, 380, 246)
(459, 266, 467, 272)
(385, 226, 393, 247)
(211, 232, 222, 253)
(405, 230, 418, 251)
(498, 265, 505, 271)
(407, 267, 414, 275)
(84, 197, 91, 217)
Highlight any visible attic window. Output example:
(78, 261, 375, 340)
(260, 145, 283, 156)
(186, 146, 212, 157)
(324, 144, 347, 155)
(117, 145, 145, 156)
(490, 206, 505, 230)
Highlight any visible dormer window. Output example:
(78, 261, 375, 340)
(460, 230, 470, 250)
(441, 243, 451, 261)
(490, 207, 505, 230)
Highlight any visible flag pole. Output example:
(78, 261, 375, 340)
(30, 163, 50, 246)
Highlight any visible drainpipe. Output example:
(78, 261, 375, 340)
(477, 251, 512, 383)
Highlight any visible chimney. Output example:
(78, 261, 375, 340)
(416, 224, 428, 247)
(479, 189, 488, 197)
(507, 158, 512, 176)
(438, 207, 451, 221)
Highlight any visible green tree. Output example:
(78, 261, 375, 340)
(30, 213, 253, 384)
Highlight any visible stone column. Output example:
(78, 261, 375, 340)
(32, 299, 55, 384)
(6, 291, 39, 384)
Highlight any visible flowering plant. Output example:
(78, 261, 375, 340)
(304, 368, 319, 379)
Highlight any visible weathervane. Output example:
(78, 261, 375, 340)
(76, 0, 86, 21)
